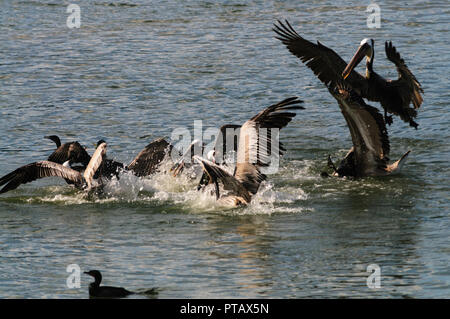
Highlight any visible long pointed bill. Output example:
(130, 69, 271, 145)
(342, 43, 371, 79)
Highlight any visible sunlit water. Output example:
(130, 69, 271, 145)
(0, 0, 449, 298)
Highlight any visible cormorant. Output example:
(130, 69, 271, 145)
(84, 270, 133, 298)
(45, 135, 91, 167)
(0, 141, 107, 193)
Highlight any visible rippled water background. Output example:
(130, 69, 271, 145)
(0, 0, 449, 298)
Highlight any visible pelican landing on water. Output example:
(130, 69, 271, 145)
(273, 20, 423, 128)
(194, 97, 304, 207)
(323, 82, 410, 178)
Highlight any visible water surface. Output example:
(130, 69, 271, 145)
(0, 0, 449, 298)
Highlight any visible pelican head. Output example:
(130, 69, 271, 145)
(342, 38, 374, 79)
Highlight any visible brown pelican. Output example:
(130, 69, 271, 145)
(194, 97, 303, 206)
(273, 20, 423, 128)
(0, 142, 107, 194)
(170, 124, 242, 190)
(324, 82, 410, 178)
(195, 124, 241, 192)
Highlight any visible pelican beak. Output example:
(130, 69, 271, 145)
(342, 43, 371, 79)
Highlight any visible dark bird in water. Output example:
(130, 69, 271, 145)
(273, 20, 423, 128)
(88, 137, 172, 179)
(0, 141, 108, 194)
(45, 135, 91, 167)
(194, 97, 303, 206)
(45, 136, 121, 180)
(324, 81, 410, 178)
(0, 137, 175, 195)
(84, 270, 133, 298)
(46, 136, 172, 179)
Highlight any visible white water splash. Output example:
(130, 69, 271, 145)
(19, 157, 311, 214)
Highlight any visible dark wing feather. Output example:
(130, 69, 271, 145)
(385, 41, 424, 109)
(0, 161, 83, 194)
(99, 159, 124, 179)
(329, 82, 390, 176)
(273, 19, 367, 92)
(127, 138, 171, 177)
(194, 156, 251, 202)
(47, 142, 91, 166)
(196, 124, 241, 190)
(235, 97, 303, 194)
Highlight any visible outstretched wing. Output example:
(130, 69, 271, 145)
(194, 155, 251, 202)
(0, 161, 83, 194)
(127, 138, 171, 177)
(329, 82, 390, 175)
(273, 19, 367, 91)
(83, 142, 107, 188)
(385, 41, 423, 109)
(235, 97, 303, 194)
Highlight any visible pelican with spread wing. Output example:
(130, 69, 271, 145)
(193, 97, 304, 206)
(273, 20, 423, 128)
(325, 82, 410, 178)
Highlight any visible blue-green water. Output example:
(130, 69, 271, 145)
(0, 0, 449, 298)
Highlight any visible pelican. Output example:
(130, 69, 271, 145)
(194, 97, 303, 206)
(273, 20, 423, 128)
(324, 81, 410, 178)
(195, 124, 241, 192)
(169, 124, 242, 192)
(0, 141, 107, 194)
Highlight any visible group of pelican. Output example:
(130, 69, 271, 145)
(0, 20, 423, 207)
